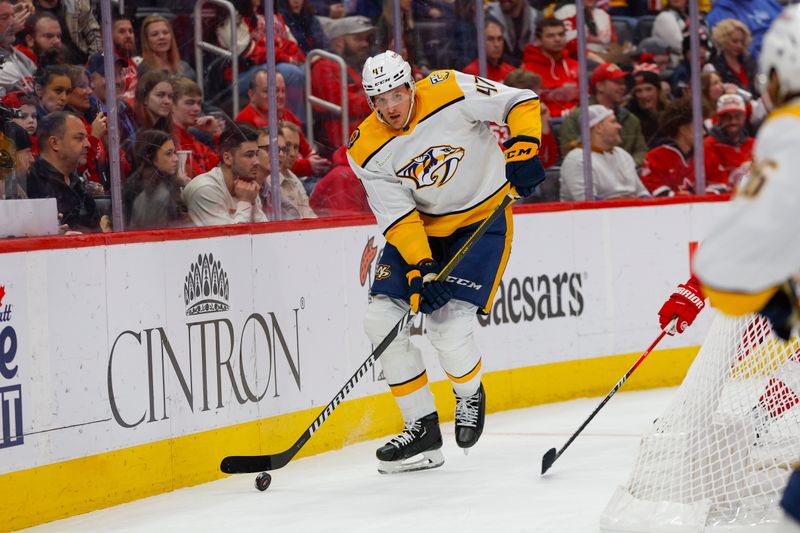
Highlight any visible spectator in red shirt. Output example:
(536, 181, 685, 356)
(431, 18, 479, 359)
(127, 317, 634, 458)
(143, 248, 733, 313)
(3, 91, 38, 141)
(310, 15, 374, 157)
(17, 12, 62, 67)
(309, 146, 370, 217)
(703, 93, 754, 193)
(462, 17, 517, 83)
(640, 97, 696, 196)
(170, 77, 221, 180)
(112, 14, 138, 102)
(235, 69, 331, 178)
(217, 0, 306, 121)
(522, 18, 579, 118)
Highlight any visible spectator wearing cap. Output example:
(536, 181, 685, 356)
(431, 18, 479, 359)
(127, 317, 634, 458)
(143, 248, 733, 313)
(310, 15, 374, 156)
(703, 93, 753, 194)
(86, 51, 126, 113)
(636, 37, 672, 73)
(560, 104, 651, 201)
(560, 63, 648, 165)
(711, 19, 758, 97)
(2, 122, 34, 198)
(522, 18, 579, 118)
(0, 0, 36, 94)
(235, 70, 331, 179)
(3, 91, 38, 142)
(487, 0, 539, 66)
(626, 69, 668, 147)
(640, 97, 696, 197)
(706, 0, 781, 60)
(462, 17, 517, 83)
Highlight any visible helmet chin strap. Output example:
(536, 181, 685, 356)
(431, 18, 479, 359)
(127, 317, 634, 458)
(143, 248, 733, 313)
(401, 83, 416, 128)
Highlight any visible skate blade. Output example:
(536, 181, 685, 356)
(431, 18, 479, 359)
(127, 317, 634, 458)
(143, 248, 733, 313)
(378, 449, 444, 474)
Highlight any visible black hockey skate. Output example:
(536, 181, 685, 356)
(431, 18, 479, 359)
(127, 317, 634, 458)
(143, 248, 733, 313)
(455, 383, 485, 453)
(376, 412, 444, 474)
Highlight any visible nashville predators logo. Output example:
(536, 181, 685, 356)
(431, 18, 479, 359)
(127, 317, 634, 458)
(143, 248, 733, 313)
(375, 264, 391, 280)
(396, 145, 465, 189)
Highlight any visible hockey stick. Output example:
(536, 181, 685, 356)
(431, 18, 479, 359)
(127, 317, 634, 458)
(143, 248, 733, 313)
(540, 318, 677, 475)
(221, 193, 515, 474)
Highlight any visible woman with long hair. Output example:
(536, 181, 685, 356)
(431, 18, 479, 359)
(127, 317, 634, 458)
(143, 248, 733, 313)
(700, 70, 738, 129)
(133, 70, 174, 134)
(138, 16, 196, 80)
(626, 69, 669, 146)
(33, 64, 72, 119)
(122, 129, 185, 229)
(711, 19, 758, 96)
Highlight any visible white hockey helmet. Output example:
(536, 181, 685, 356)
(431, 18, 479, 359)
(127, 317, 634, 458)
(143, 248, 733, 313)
(361, 50, 416, 127)
(362, 50, 413, 98)
(757, 5, 800, 100)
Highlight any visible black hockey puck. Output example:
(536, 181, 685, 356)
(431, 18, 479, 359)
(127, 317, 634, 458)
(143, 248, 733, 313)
(255, 472, 272, 491)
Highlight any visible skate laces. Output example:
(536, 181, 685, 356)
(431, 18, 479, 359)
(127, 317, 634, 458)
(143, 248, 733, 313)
(455, 394, 480, 427)
(390, 420, 423, 448)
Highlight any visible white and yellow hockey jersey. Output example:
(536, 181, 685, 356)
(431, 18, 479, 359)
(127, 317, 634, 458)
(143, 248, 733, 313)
(347, 70, 540, 266)
(694, 97, 800, 315)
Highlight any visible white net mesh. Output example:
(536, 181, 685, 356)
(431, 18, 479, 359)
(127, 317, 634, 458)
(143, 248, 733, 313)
(601, 314, 800, 532)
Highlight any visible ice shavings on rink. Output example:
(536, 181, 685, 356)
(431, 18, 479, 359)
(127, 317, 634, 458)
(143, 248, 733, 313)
(22, 388, 676, 533)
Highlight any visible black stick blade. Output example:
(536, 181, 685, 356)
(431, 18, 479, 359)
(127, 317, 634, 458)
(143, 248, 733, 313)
(221, 455, 273, 474)
(541, 448, 557, 475)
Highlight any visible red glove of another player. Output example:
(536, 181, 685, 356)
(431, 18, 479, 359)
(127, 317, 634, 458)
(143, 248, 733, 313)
(659, 277, 705, 334)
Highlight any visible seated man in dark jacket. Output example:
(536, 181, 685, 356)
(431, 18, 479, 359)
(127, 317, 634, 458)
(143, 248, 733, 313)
(26, 110, 100, 232)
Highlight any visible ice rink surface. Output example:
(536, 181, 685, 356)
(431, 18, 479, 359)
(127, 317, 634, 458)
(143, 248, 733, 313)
(22, 387, 676, 533)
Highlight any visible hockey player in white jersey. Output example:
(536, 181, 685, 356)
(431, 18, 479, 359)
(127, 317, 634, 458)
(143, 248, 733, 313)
(692, 6, 800, 531)
(347, 51, 544, 473)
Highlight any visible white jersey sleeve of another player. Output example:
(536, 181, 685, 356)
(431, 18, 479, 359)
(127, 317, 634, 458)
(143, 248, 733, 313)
(694, 101, 800, 295)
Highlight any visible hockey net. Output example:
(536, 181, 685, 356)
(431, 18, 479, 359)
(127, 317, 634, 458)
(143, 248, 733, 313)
(600, 313, 800, 532)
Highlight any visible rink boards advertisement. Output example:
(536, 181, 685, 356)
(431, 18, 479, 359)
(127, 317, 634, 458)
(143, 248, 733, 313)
(0, 198, 727, 530)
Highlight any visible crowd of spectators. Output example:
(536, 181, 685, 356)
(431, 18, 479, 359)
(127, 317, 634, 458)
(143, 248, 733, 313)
(0, 0, 789, 235)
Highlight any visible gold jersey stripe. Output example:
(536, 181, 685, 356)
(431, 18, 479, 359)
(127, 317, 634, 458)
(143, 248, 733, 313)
(482, 206, 515, 314)
(446, 359, 483, 384)
(505, 97, 542, 141)
(420, 183, 511, 237)
(701, 284, 779, 316)
(389, 370, 429, 397)
(384, 209, 433, 265)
